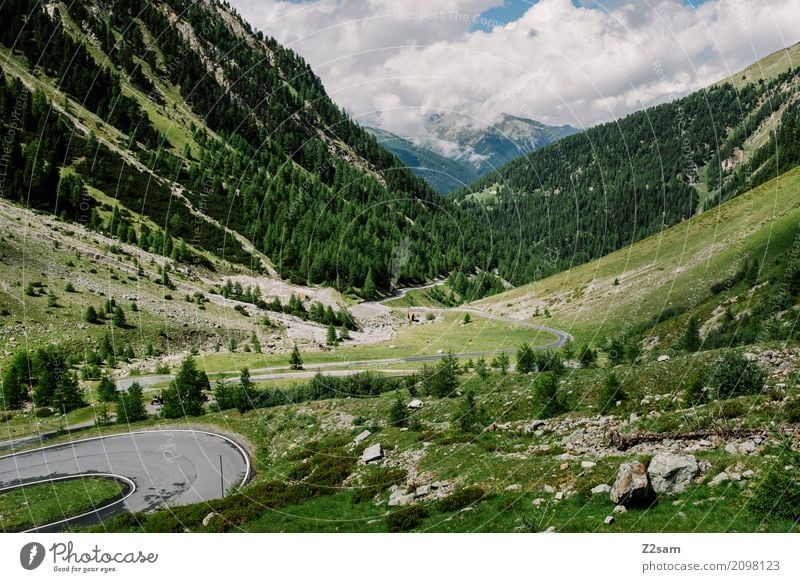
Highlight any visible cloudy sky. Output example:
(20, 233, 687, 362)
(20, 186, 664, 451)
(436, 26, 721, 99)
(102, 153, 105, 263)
(229, 0, 800, 138)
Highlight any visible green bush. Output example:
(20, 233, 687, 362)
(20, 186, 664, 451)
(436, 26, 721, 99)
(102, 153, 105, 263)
(352, 468, 407, 504)
(749, 446, 800, 522)
(710, 350, 766, 398)
(438, 486, 485, 512)
(385, 505, 429, 532)
(598, 372, 627, 413)
(783, 396, 800, 423)
(35, 407, 54, 418)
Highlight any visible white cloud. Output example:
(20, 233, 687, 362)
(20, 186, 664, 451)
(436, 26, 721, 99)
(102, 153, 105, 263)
(229, 0, 800, 136)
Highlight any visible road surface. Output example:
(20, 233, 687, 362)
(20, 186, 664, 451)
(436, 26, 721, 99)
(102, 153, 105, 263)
(0, 429, 250, 532)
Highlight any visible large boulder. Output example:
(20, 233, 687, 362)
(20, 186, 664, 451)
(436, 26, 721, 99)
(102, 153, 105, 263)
(610, 461, 654, 507)
(648, 453, 700, 495)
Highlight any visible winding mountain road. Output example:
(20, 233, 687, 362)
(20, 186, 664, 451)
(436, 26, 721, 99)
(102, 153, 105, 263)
(0, 429, 250, 532)
(116, 305, 572, 391)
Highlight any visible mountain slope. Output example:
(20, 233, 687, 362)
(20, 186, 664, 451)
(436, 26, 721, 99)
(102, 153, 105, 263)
(0, 0, 504, 295)
(473, 163, 800, 353)
(455, 48, 800, 285)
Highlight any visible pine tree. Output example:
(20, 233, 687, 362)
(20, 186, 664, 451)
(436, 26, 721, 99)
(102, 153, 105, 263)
(250, 331, 262, 354)
(598, 372, 626, 413)
(117, 382, 147, 424)
(453, 388, 484, 433)
(561, 339, 575, 362)
(161, 356, 209, 418)
(51, 370, 85, 414)
(534, 372, 563, 418)
(492, 352, 510, 375)
(112, 305, 126, 327)
(463, 313, 471, 324)
(475, 357, 490, 380)
(516, 343, 536, 374)
(326, 323, 338, 346)
(388, 393, 409, 427)
(236, 368, 256, 413)
(0, 351, 32, 409)
(681, 316, 702, 352)
(362, 268, 377, 300)
(97, 374, 117, 402)
(289, 343, 303, 370)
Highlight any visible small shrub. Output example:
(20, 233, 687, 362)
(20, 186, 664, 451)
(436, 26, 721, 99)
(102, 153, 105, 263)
(35, 407, 54, 418)
(385, 505, 429, 532)
(710, 350, 766, 398)
(784, 396, 800, 423)
(749, 445, 800, 522)
(438, 486, 485, 512)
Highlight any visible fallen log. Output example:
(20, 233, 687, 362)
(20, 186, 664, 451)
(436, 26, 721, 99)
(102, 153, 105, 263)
(608, 427, 766, 451)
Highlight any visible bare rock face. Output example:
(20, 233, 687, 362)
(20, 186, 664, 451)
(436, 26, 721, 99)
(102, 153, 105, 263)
(610, 461, 654, 507)
(648, 453, 700, 495)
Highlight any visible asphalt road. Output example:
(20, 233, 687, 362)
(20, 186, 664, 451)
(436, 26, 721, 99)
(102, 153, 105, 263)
(117, 306, 572, 390)
(0, 429, 250, 532)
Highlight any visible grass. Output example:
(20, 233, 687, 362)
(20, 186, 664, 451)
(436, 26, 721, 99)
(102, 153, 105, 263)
(714, 42, 800, 89)
(195, 310, 557, 375)
(0, 477, 123, 532)
(474, 165, 800, 346)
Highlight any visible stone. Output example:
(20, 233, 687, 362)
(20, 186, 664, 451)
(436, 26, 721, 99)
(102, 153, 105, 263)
(648, 453, 700, 495)
(560, 462, 570, 470)
(657, 355, 670, 362)
(724, 443, 739, 455)
(555, 491, 565, 500)
(581, 460, 597, 469)
(545, 526, 556, 533)
(407, 399, 423, 409)
(504, 484, 521, 492)
(743, 352, 759, 362)
(613, 505, 627, 514)
(415, 485, 431, 497)
(362, 443, 383, 464)
(591, 483, 612, 495)
(388, 490, 414, 506)
(430, 481, 444, 489)
(353, 429, 371, 444)
(202, 512, 218, 527)
(739, 441, 756, 454)
(742, 470, 755, 479)
(532, 498, 545, 507)
(543, 484, 556, 494)
(610, 461, 653, 507)
(708, 472, 730, 487)
(604, 516, 616, 525)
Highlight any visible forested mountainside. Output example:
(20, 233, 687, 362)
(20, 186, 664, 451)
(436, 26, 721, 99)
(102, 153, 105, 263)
(456, 55, 800, 283)
(0, 0, 507, 295)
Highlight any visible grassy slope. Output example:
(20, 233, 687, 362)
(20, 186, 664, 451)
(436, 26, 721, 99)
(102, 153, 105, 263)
(0, 477, 122, 532)
(472, 166, 800, 346)
(714, 42, 800, 89)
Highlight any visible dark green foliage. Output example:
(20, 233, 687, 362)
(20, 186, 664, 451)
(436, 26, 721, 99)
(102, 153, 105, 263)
(475, 356, 490, 380)
(289, 344, 303, 370)
(161, 356, 209, 418)
(30, 345, 84, 411)
(117, 382, 147, 424)
(534, 372, 564, 418)
(515, 342, 536, 374)
(1, 351, 32, 409)
(251, 372, 404, 410)
(453, 388, 485, 433)
(532, 350, 565, 375)
(598, 372, 626, 413)
(783, 396, 800, 423)
(423, 352, 461, 397)
(83, 305, 97, 323)
(236, 368, 256, 414)
(438, 486, 486, 512)
(326, 323, 338, 346)
(112, 305, 126, 327)
(386, 505, 430, 532)
(710, 351, 766, 399)
(492, 352, 510, 375)
(579, 345, 597, 368)
(97, 375, 117, 403)
(749, 445, 800, 522)
(681, 316, 702, 352)
(683, 368, 709, 406)
(388, 393, 409, 427)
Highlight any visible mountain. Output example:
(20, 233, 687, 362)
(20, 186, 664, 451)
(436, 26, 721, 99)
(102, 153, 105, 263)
(454, 47, 800, 284)
(368, 114, 580, 194)
(365, 127, 480, 194)
(0, 0, 508, 295)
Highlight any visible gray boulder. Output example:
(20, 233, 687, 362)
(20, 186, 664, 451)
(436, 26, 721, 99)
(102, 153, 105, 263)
(362, 443, 383, 463)
(610, 461, 654, 507)
(648, 453, 700, 495)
